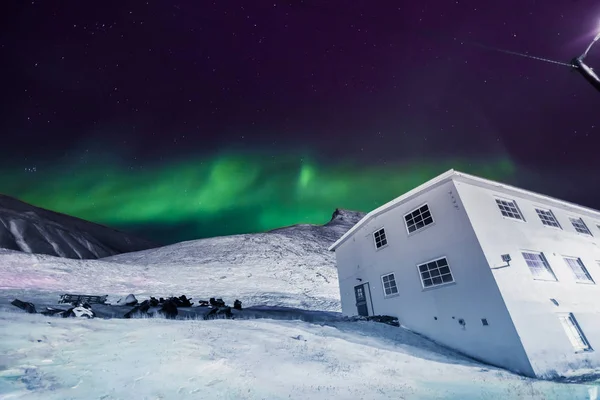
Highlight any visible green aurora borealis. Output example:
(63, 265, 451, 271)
(1, 152, 517, 243)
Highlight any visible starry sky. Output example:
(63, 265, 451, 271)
(1, 0, 599, 244)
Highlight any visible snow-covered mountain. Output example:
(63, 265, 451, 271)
(0, 194, 157, 259)
(97, 208, 366, 311)
(270, 208, 366, 244)
(105, 208, 364, 265)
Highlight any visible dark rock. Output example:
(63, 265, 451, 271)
(208, 297, 225, 307)
(149, 297, 159, 307)
(139, 300, 151, 312)
(124, 300, 151, 318)
(123, 306, 140, 319)
(233, 299, 242, 310)
(215, 298, 225, 307)
(167, 295, 193, 308)
(11, 299, 37, 314)
(124, 294, 138, 306)
(158, 300, 178, 319)
(177, 295, 193, 307)
(204, 306, 233, 320)
(197, 300, 209, 307)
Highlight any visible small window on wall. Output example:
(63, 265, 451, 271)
(521, 252, 557, 281)
(570, 217, 592, 236)
(381, 273, 398, 296)
(535, 208, 561, 228)
(495, 198, 524, 220)
(563, 257, 595, 284)
(373, 228, 388, 249)
(404, 204, 434, 233)
(558, 313, 593, 352)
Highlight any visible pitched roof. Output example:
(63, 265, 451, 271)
(328, 169, 600, 251)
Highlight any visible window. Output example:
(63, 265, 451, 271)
(381, 273, 398, 296)
(417, 257, 454, 288)
(495, 199, 524, 220)
(558, 313, 592, 352)
(564, 257, 594, 284)
(373, 228, 388, 249)
(570, 217, 592, 236)
(521, 252, 557, 281)
(355, 286, 365, 301)
(535, 208, 561, 228)
(404, 204, 434, 233)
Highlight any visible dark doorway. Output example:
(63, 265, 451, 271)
(354, 283, 369, 316)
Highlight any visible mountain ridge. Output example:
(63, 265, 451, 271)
(0, 194, 158, 259)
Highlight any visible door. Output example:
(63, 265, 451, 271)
(354, 283, 369, 316)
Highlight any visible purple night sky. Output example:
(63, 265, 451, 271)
(1, 0, 599, 242)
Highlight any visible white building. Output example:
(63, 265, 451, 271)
(329, 169, 600, 379)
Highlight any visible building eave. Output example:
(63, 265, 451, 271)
(452, 171, 600, 220)
(328, 168, 600, 252)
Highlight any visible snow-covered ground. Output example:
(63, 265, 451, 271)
(2, 310, 598, 400)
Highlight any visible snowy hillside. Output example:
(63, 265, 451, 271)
(0, 210, 365, 311)
(0, 194, 157, 259)
(93, 208, 366, 311)
(270, 208, 366, 244)
(105, 208, 365, 265)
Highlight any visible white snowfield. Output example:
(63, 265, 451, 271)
(1, 311, 598, 399)
(1, 209, 600, 398)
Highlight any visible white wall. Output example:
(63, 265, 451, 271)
(455, 179, 600, 378)
(334, 180, 534, 376)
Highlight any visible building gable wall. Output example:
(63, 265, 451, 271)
(335, 180, 533, 376)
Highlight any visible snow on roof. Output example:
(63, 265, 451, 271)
(328, 169, 600, 251)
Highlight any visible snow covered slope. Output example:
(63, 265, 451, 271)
(1, 311, 597, 399)
(0, 194, 157, 259)
(0, 209, 364, 311)
(105, 208, 365, 265)
(270, 208, 366, 244)
(94, 208, 366, 310)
